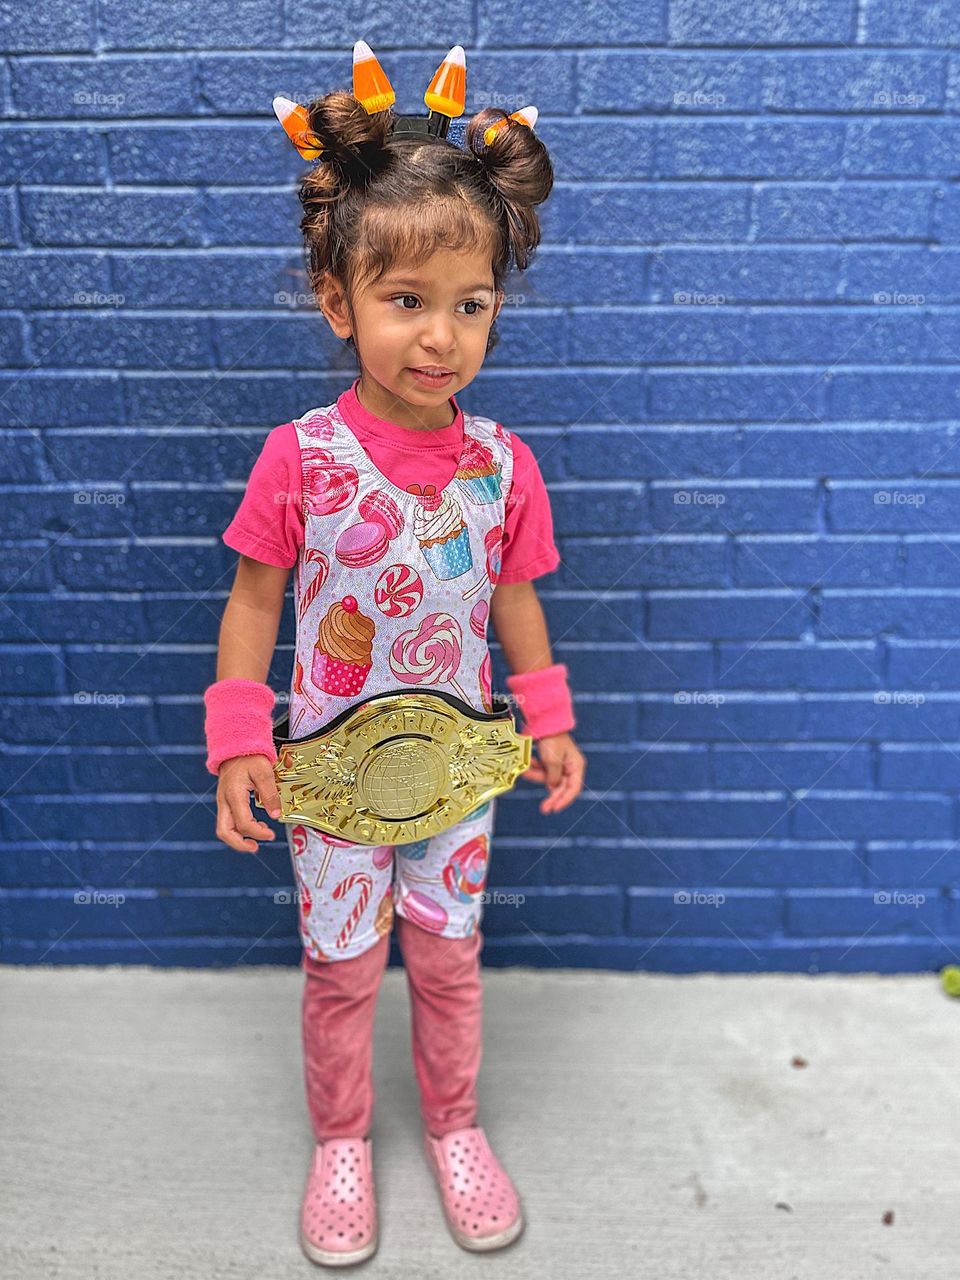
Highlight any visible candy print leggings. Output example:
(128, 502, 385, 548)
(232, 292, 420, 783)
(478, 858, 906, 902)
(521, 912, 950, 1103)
(290, 800, 496, 1141)
(289, 798, 496, 962)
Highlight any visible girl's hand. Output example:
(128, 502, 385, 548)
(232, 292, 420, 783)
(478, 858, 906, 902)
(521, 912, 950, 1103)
(520, 732, 586, 814)
(215, 755, 282, 853)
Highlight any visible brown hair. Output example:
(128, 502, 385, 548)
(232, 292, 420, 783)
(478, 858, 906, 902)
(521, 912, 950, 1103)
(296, 91, 554, 358)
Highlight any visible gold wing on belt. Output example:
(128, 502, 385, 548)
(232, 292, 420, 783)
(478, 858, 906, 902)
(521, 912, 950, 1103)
(255, 688, 532, 846)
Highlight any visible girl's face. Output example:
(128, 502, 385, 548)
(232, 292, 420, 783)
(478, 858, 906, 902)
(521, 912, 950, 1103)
(320, 244, 504, 429)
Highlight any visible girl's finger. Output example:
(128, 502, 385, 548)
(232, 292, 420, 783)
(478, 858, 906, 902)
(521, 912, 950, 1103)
(541, 756, 582, 812)
(522, 759, 547, 783)
(226, 790, 275, 844)
(217, 805, 263, 854)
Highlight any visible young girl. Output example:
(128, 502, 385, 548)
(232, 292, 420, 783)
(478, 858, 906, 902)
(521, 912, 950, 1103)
(204, 44, 586, 1267)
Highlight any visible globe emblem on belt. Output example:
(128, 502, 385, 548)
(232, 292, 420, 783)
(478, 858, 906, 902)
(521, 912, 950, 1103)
(356, 737, 449, 819)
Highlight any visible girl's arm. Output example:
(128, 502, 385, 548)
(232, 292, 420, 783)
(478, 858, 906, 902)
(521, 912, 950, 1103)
(212, 555, 290, 852)
(217, 555, 290, 679)
(489, 579, 553, 673)
(490, 581, 586, 814)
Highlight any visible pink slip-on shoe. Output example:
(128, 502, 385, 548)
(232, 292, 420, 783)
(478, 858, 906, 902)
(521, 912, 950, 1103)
(299, 1137, 378, 1267)
(422, 1125, 524, 1252)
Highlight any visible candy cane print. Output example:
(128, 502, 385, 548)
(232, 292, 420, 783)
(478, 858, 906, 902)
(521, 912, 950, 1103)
(332, 872, 373, 949)
(315, 844, 334, 891)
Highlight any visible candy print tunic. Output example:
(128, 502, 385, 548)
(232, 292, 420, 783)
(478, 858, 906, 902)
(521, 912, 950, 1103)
(284, 397, 516, 962)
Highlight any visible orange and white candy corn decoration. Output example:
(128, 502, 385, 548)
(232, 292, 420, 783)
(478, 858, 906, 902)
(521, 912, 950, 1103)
(483, 105, 539, 148)
(424, 45, 466, 119)
(272, 95, 323, 160)
(353, 39, 396, 114)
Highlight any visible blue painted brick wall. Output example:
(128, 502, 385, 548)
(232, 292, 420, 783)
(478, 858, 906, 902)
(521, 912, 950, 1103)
(3, 1, 960, 973)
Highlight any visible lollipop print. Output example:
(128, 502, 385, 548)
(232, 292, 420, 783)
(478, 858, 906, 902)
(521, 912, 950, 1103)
(389, 611, 467, 701)
(479, 650, 492, 710)
(301, 412, 335, 443)
(374, 563, 424, 617)
(315, 833, 357, 892)
(302, 454, 358, 516)
(290, 655, 324, 735)
(463, 524, 503, 600)
(291, 825, 309, 858)
(374, 886, 394, 937)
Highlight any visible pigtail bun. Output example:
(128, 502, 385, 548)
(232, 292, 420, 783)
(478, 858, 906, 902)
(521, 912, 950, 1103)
(298, 91, 394, 303)
(465, 107, 554, 272)
(299, 90, 392, 197)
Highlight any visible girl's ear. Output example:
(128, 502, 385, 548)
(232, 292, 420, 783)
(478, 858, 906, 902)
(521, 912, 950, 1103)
(492, 289, 505, 323)
(318, 272, 353, 340)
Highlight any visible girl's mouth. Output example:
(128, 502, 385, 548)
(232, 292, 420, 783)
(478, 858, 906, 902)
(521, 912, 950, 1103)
(407, 368, 454, 388)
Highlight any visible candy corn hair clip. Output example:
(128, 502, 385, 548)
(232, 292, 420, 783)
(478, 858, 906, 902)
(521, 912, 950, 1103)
(272, 40, 538, 162)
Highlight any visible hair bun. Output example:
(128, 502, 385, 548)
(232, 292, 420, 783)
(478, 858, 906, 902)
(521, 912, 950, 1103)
(305, 90, 392, 189)
(465, 106, 553, 271)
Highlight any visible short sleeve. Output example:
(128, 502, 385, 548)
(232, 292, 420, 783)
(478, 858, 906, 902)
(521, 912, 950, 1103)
(222, 423, 304, 568)
(497, 431, 561, 584)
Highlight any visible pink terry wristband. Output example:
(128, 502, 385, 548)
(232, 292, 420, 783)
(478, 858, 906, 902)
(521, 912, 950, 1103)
(204, 678, 279, 775)
(505, 662, 576, 740)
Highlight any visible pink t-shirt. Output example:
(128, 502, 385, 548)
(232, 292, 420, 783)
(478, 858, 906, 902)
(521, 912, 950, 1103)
(222, 378, 561, 584)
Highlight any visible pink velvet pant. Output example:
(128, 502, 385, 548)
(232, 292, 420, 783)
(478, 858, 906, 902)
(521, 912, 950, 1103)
(301, 912, 483, 1140)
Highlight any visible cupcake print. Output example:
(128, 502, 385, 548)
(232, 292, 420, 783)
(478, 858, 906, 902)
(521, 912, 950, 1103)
(456, 436, 501, 504)
(413, 488, 473, 581)
(312, 595, 375, 696)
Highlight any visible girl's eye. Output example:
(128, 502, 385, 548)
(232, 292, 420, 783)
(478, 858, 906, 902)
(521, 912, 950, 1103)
(389, 295, 488, 315)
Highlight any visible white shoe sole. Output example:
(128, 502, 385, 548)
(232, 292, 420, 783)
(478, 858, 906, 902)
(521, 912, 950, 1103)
(448, 1210, 525, 1252)
(300, 1228, 378, 1267)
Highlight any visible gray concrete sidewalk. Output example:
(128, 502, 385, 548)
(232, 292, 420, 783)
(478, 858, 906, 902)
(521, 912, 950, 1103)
(1, 963, 958, 1279)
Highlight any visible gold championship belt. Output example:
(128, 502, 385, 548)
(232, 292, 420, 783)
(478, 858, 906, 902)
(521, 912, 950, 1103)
(255, 688, 532, 846)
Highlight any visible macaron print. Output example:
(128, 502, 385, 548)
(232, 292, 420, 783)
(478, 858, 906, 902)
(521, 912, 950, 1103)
(397, 838, 430, 861)
(335, 489, 404, 568)
(470, 599, 488, 638)
(401, 888, 448, 933)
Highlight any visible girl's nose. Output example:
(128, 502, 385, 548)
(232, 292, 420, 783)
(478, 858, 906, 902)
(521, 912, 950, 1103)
(420, 316, 455, 352)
